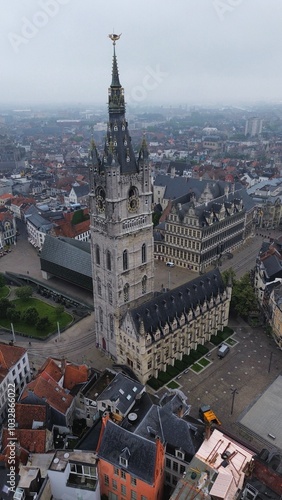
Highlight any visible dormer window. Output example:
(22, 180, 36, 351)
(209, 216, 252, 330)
(119, 447, 130, 468)
(176, 449, 185, 460)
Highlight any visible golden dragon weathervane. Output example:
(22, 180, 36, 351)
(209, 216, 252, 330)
(108, 33, 122, 45)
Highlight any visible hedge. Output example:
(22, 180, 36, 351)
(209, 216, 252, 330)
(166, 365, 181, 377)
(147, 377, 162, 390)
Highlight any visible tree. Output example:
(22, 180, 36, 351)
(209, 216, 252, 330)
(55, 305, 64, 319)
(0, 273, 6, 289)
(36, 316, 51, 331)
(23, 307, 39, 325)
(230, 272, 257, 318)
(7, 309, 21, 322)
(71, 209, 84, 226)
(15, 286, 33, 301)
(0, 298, 13, 319)
(221, 268, 236, 287)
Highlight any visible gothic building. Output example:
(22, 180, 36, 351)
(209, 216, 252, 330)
(89, 37, 231, 383)
(89, 35, 154, 359)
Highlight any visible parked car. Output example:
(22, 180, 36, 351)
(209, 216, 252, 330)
(166, 261, 175, 267)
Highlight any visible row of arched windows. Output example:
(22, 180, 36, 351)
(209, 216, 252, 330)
(123, 276, 147, 302)
(97, 276, 147, 302)
(98, 308, 115, 339)
(95, 243, 147, 271)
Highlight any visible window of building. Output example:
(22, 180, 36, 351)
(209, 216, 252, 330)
(114, 467, 119, 476)
(112, 479, 117, 490)
(108, 283, 113, 304)
(96, 245, 100, 265)
(106, 250, 111, 271)
(141, 496, 148, 500)
(104, 474, 109, 486)
(97, 277, 102, 296)
(147, 360, 152, 370)
(124, 283, 129, 302)
(173, 461, 178, 472)
(99, 307, 103, 327)
(121, 470, 126, 480)
(119, 457, 128, 468)
(109, 314, 114, 338)
(131, 490, 137, 499)
(176, 450, 184, 460)
(141, 243, 146, 263)
(131, 477, 137, 486)
(166, 458, 171, 469)
(121, 484, 126, 496)
(141, 275, 147, 294)
(180, 464, 186, 475)
(123, 250, 128, 270)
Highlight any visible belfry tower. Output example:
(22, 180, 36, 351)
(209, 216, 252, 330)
(89, 34, 154, 359)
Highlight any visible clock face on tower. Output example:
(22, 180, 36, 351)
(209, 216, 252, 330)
(127, 195, 139, 213)
(96, 187, 106, 213)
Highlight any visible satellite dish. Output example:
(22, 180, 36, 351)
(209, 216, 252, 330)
(53, 458, 59, 464)
(128, 412, 137, 422)
(64, 453, 70, 459)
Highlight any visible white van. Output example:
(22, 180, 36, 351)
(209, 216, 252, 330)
(218, 343, 230, 359)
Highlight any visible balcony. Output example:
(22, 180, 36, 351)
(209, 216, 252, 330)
(67, 473, 98, 491)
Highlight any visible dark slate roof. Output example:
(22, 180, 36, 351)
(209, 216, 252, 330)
(72, 184, 89, 197)
(97, 372, 144, 416)
(262, 255, 282, 280)
(40, 235, 92, 290)
(154, 175, 242, 202)
(133, 392, 196, 456)
(98, 420, 157, 484)
(27, 212, 54, 232)
(130, 268, 225, 336)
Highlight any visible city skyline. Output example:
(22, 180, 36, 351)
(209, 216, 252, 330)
(1, 0, 282, 106)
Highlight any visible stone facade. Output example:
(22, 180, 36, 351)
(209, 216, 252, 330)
(90, 39, 232, 382)
(155, 185, 255, 273)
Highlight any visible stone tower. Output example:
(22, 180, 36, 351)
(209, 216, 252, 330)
(89, 35, 154, 359)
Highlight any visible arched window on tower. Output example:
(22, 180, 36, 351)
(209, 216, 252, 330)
(96, 245, 100, 265)
(99, 306, 103, 328)
(141, 243, 146, 263)
(97, 277, 102, 296)
(123, 250, 128, 271)
(109, 314, 114, 339)
(142, 275, 147, 294)
(124, 283, 129, 303)
(106, 250, 111, 271)
(108, 283, 113, 305)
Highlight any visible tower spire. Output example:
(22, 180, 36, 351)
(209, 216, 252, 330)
(108, 33, 122, 87)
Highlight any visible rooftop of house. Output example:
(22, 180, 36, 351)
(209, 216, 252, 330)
(49, 450, 97, 473)
(2, 428, 47, 453)
(98, 419, 158, 484)
(15, 403, 47, 429)
(20, 374, 73, 415)
(0, 344, 27, 382)
(96, 372, 144, 416)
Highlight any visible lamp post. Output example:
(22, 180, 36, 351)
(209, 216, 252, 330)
(230, 388, 238, 416)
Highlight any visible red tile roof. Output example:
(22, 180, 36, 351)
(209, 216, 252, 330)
(0, 344, 26, 381)
(63, 363, 88, 390)
(15, 403, 46, 429)
(21, 375, 73, 414)
(2, 428, 47, 453)
(38, 357, 63, 383)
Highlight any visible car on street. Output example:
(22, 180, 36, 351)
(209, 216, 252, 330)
(166, 261, 175, 267)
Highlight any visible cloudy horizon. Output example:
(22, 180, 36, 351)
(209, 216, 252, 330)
(1, 0, 281, 108)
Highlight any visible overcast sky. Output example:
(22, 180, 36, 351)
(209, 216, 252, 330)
(1, 0, 281, 107)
